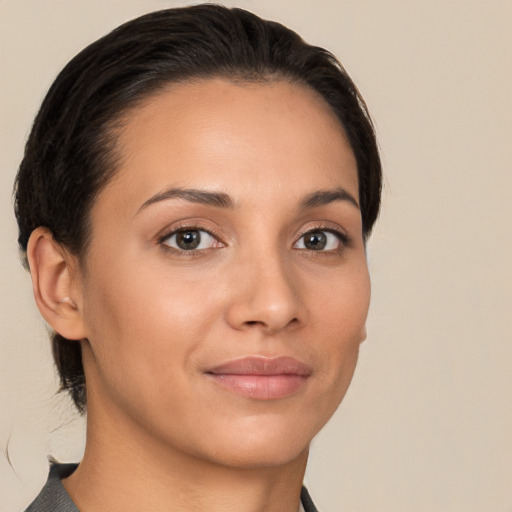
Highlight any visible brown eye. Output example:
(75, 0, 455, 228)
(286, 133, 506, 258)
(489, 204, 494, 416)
(162, 229, 218, 251)
(303, 231, 327, 250)
(294, 229, 346, 252)
(176, 230, 201, 250)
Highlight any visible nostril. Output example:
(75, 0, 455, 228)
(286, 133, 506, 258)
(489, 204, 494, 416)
(243, 317, 300, 330)
(287, 317, 300, 329)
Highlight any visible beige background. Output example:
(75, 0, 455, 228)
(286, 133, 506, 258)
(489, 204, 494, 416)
(1, 1, 511, 511)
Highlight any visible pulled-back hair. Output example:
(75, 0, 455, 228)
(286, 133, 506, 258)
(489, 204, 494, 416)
(14, 4, 382, 412)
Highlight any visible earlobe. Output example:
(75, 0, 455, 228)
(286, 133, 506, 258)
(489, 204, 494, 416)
(359, 326, 368, 344)
(27, 227, 86, 340)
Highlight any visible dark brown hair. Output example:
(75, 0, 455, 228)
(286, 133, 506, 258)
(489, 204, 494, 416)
(14, 4, 382, 412)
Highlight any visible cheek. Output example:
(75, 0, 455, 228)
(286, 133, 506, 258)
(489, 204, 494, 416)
(80, 263, 230, 445)
(81, 257, 221, 396)
(86, 262, 213, 341)
(311, 257, 370, 335)
(309, 262, 370, 388)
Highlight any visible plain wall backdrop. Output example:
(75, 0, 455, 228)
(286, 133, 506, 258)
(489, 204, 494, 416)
(1, 1, 511, 511)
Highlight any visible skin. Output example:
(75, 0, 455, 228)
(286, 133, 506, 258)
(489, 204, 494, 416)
(29, 78, 370, 512)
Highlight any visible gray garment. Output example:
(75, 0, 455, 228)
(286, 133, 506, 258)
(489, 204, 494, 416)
(24, 464, 79, 512)
(24, 463, 319, 512)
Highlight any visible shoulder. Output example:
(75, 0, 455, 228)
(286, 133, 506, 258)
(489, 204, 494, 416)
(23, 463, 79, 512)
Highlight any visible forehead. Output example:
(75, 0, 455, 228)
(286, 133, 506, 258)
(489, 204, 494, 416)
(99, 78, 358, 213)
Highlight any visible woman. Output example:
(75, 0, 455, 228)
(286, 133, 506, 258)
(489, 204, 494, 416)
(15, 5, 381, 511)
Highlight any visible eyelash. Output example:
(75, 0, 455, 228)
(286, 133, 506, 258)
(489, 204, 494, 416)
(157, 223, 351, 255)
(158, 223, 224, 256)
(294, 224, 351, 254)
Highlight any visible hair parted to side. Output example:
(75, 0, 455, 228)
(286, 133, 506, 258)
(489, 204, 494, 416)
(14, 4, 382, 413)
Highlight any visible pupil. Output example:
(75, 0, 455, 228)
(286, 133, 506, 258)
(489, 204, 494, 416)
(176, 230, 200, 250)
(305, 231, 327, 250)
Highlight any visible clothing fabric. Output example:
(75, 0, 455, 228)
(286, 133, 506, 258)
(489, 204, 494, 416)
(24, 463, 319, 512)
(24, 464, 79, 512)
(300, 486, 319, 512)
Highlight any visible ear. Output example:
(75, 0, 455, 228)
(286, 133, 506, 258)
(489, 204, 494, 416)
(27, 227, 86, 340)
(359, 325, 368, 345)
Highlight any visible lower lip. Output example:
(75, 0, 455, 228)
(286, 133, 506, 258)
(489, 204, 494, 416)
(207, 374, 308, 400)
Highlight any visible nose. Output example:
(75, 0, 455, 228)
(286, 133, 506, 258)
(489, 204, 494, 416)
(224, 253, 306, 335)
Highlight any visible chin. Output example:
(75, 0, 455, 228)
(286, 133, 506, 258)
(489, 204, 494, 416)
(207, 438, 310, 470)
(186, 414, 319, 470)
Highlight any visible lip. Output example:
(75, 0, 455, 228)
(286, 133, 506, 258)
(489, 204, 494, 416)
(205, 356, 312, 400)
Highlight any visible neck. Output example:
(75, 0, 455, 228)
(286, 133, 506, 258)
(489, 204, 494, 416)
(63, 386, 308, 512)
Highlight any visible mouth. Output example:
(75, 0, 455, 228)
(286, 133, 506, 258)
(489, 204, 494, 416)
(205, 356, 312, 400)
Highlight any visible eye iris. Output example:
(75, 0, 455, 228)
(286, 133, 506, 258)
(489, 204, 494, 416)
(176, 230, 201, 250)
(304, 231, 327, 250)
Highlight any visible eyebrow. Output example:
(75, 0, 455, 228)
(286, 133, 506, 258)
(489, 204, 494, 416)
(300, 187, 359, 210)
(137, 186, 359, 214)
(138, 187, 234, 213)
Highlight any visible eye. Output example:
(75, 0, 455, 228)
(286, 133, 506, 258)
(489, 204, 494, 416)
(161, 228, 219, 251)
(294, 229, 346, 251)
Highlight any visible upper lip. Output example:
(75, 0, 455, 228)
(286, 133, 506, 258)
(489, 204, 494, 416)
(206, 356, 312, 376)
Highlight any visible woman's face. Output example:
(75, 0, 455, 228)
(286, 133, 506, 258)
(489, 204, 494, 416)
(77, 78, 370, 468)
